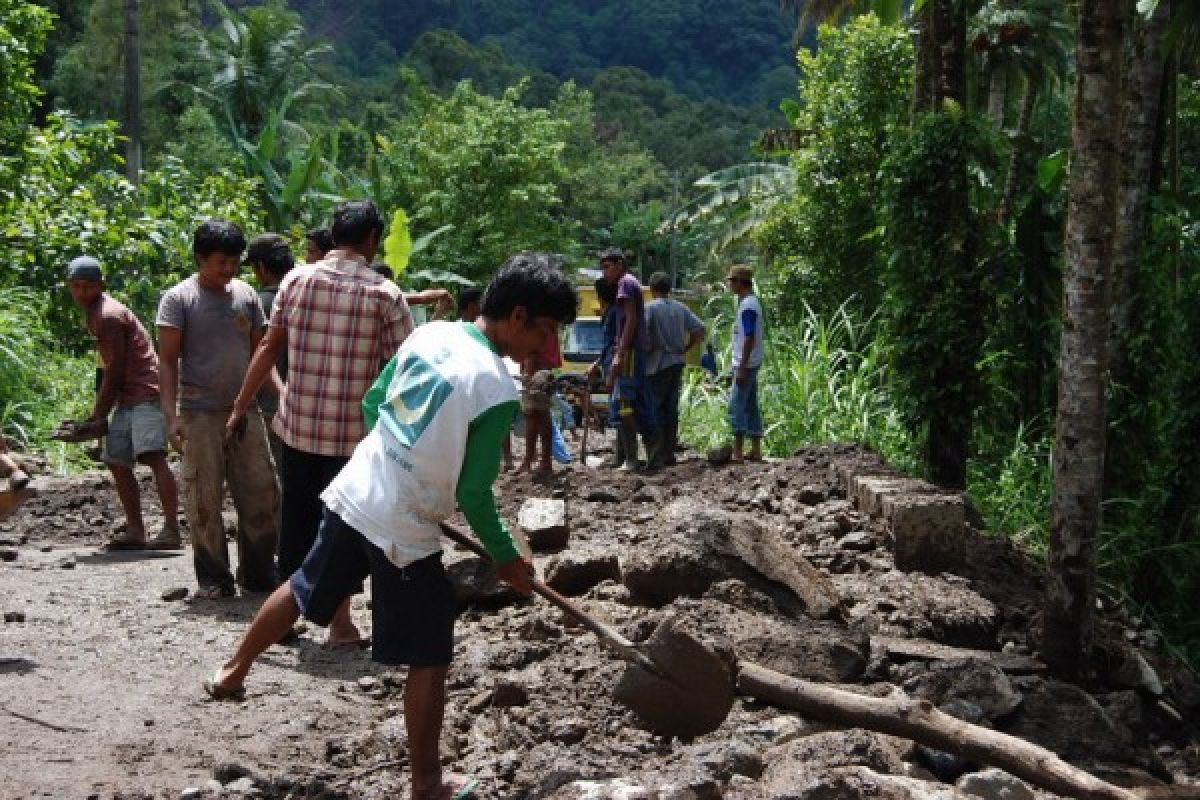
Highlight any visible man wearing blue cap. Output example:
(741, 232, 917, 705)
(62, 256, 180, 549)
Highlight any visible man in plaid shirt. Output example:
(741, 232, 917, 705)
(226, 201, 411, 645)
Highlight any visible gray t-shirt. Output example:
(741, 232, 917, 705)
(645, 297, 705, 375)
(156, 275, 266, 411)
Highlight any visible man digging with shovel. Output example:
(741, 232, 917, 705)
(203, 255, 577, 800)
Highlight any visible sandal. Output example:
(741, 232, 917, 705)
(202, 670, 246, 702)
(103, 533, 146, 551)
(194, 585, 236, 600)
(146, 526, 181, 550)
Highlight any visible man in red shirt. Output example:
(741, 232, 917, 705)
(64, 256, 180, 549)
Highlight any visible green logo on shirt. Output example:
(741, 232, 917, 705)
(379, 352, 453, 447)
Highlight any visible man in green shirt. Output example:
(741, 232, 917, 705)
(204, 253, 577, 800)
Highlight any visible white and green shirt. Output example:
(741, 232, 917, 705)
(322, 321, 520, 568)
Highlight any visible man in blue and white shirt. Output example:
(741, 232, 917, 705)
(727, 264, 765, 462)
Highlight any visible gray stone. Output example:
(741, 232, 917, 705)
(764, 766, 970, 799)
(672, 503, 844, 621)
(956, 768, 1036, 800)
(519, 498, 569, 551)
(903, 660, 1023, 724)
(679, 740, 764, 780)
(883, 493, 966, 575)
(545, 551, 621, 596)
(1002, 677, 1167, 778)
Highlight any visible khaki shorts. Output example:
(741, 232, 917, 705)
(102, 400, 168, 467)
(520, 370, 554, 413)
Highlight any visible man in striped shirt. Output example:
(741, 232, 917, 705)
(226, 201, 412, 644)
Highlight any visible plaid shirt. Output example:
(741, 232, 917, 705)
(272, 249, 413, 456)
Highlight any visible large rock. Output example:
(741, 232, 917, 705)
(724, 609, 869, 682)
(668, 502, 844, 621)
(621, 540, 721, 607)
(955, 768, 1037, 800)
(545, 551, 621, 596)
(518, 497, 569, 551)
(901, 659, 1023, 725)
(1000, 677, 1168, 778)
(883, 493, 966, 575)
(836, 571, 999, 649)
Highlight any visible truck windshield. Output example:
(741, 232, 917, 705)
(564, 319, 606, 357)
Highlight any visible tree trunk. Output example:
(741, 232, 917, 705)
(988, 67, 1008, 125)
(912, 6, 937, 116)
(123, 0, 142, 183)
(1043, 0, 1124, 680)
(1107, 0, 1171, 394)
(998, 79, 1039, 227)
(932, 0, 967, 108)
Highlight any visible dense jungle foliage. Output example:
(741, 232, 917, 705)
(1, 0, 1198, 667)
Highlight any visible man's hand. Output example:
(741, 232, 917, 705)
(166, 415, 186, 453)
(50, 418, 108, 443)
(495, 557, 534, 596)
(223, 408, 247, 445)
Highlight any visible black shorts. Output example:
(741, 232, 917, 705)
(288, 506, 457, 666)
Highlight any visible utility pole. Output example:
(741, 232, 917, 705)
(124, 0, 142, 183)
(669, 170, 680, 288)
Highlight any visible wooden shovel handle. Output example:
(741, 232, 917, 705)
(438, 521, 657, 673)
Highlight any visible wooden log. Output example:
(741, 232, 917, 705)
(737, 660, 1141, 800)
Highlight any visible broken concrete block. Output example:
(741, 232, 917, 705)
(674, 503, 844, 621)
(518, 497, 569, 551)
(621, 542, 720, 607)
(883, 493, 965, 575)
(852, 475, 937, 517)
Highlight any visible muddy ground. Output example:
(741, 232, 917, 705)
(1, 439, 1197, 799)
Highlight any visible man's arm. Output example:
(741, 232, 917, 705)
(736, 308, 758, 386)
(455, 401, 532, 594)
(90, 317, 127, 421)
(225, 325, 286, 441)
(157, 326, 185, 451)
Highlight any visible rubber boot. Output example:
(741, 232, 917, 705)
(643, 430, 664, 472)
(663, 421, 679, 466)
(618, 424, 641, 472)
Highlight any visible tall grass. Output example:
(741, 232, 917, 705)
(680, 302, 915, 468)
(0, 287, 94, 471)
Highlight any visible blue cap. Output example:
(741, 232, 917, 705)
(65, 256, 103, 281)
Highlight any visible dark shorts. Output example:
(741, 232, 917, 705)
(289, 507, 457, 666)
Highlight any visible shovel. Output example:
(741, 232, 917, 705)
(438, 520, 735, 737)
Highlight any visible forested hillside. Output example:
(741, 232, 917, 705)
(278, 0, 800, 105)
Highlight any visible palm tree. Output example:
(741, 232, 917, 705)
(971, 0, 1072, 224)
(1043, 0, 1124, 681)
(190, 0, 333, 143)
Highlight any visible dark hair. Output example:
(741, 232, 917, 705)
(648, 271, 672, 294)
(598, 246, 625, 265)
(193, 219, 246, 259)
(457, 286, 483, 315)
(304, 227, 335, 254)
(331, 201, 384, 248)
(594, 276, 617, 306)
(246, 233, 295, 278)
(482, 252, 577, 325)
(369, 261, 394, 280)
